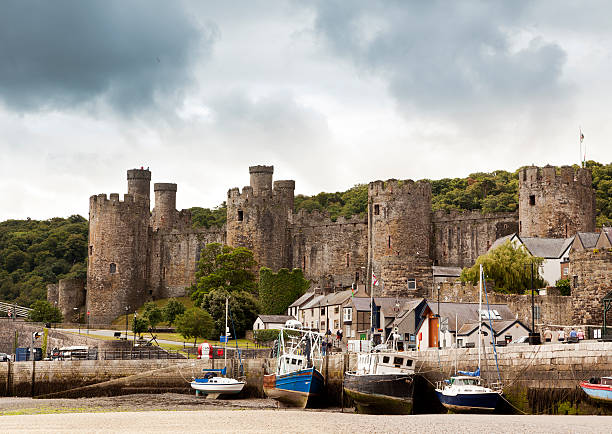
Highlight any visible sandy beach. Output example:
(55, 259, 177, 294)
(1, 395, 611, 433)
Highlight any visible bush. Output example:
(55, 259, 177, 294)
(555, 278, 571, 296)
(163, 299, 186, 326)
(27, 300, 63, 323)
(254, 329, 280, 343)
(132, 316, 149, 338)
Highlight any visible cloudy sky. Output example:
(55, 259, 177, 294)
(1, 0, 611, 220)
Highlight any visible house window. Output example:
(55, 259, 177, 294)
(529, 195, 535, 206)
(109, 263, 117, 274)
(334, 306, 339, 314)
(573, 275, 578, 287)
(407, 278, 416, 290)
(334, 320, 339, 329)
(345, 325, 351, 338)
(534, 305, 541, 321)
(355, 271, 359, 282)
(457, 338, 463, 348)
(89, 245, 93, 255)
(238, 210, 244, 221)
(321, 307, 326, 315)
(343, 307, 353, 322)
(374, 204, 380, 215)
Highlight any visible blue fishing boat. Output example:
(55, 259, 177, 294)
(581, 378, 612, 402)
(263, 322, 325, 408)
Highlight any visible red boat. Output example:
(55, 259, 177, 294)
(580, 377, 612, 403)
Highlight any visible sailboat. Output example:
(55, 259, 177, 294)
(191, 298, 246, 396)
(435, 265, 502, 411)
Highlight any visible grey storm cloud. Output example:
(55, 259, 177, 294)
(310, 0, 568, 113)
(0, 0, 213, 114)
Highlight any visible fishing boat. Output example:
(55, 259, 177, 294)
(263, 321, 325, 408)
(344, 349, 416, 414)
(580, 377, 612, 403)
(435, 265, 503, 411)
(190, 298, 246, 396)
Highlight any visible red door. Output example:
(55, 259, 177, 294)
(429, 317, 439, 348)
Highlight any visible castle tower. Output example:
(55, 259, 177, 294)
(227, 165, 294, 270)
(368, 179, 433, 297)
(87, 168, 151, 324)
(152, 183, 177, 230)
(519, 165, 595, 238)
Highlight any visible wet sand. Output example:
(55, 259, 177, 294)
(1, 409, 611, 433)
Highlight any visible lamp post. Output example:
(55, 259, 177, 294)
(525, 263, 540, 345)
(73, 307, 79, 334)
(437, 284, 441, 349)
(125, 306, 129, 341)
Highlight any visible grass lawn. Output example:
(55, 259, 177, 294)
(110, 296, 194, 329)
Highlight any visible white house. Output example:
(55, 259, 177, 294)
(252, 314, 295, 331)
(489, 234, 574, 286)
(287, 291, 316, 319)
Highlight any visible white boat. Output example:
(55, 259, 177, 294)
(435, 265, 503, 411)
(190, 298, 246, 396)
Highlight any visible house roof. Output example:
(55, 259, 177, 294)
(457, 319, 528, 336)
(315, 290, 353, 307)
(488, 233, 515, 252)
(289, 291, 315, 308)
(427, 301, 516, 332)
(576, 232, 600, 249)
(257, 315, 295, 324)
(301, 294, 324, 310)
(601, 228, 612, 245)
(433, 266, 462, 277)
(352, 297, 373, 311)
(519, 236, 574, 258)
(377, 297, 423, 317)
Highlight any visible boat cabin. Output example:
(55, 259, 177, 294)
(448, 376, 481, 387)
(278, 354, 308, 375)
(356, 352, 415, 375)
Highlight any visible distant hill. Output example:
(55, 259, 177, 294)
(0, 215, 88, 307)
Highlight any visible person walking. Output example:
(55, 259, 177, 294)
(543, 329, 552, 343)
(558, 329, 565, 342)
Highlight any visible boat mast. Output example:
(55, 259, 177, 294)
(370, 273, 374, 350)
(225, 297, 228, 370)
(478, 264, 482, 373)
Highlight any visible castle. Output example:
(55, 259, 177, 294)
(79, 164, 594, 324)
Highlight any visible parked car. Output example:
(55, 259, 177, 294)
(0, 353, 10, 362)
(510, 336, 529, 344)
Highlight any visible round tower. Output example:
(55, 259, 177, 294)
(368, 179, 433, 297)
(127, 168, 151, 208)
(87, 169, 151, 325)
(519, 165, 595, 238)
(227, 166, 294, 271)
(249, 165, 274, 196)
(152, 183, 177, 230)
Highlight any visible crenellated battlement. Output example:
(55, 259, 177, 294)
(519, 165, 592, 188)
(89, 193, 137, 211)
(432, 208, 518, 223)
(369, 178, 431, 197)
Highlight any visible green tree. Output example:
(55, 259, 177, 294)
(259, 267, 310, 315)
(190, 203, 227, 229)
(190, 243, 257, 306)
(132, 316, 149, 338)
(555, 278, 571, 296)
(142, 302, 163, 331)
(27, 300, 63, 323)
(175, 307, 215, 346)
(460, 240, 545, 293)
(163, 298, 186, 326)
(201, 289, 261, 339)
(254, 329, 280, 343)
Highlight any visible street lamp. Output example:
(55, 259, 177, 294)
(73, 307, 80, 334)
(125, 306, 130, 341)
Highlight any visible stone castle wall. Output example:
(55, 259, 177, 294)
(291, 209, 368, 289)
(519, 165, 595, 238)
(432, 209, 518, 267)
(368, 179, 432, 297)
(570, 249, 612, 325)
(434, 281, 573, 330)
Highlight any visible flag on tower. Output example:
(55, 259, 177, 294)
(580, 131, 584, 143)
(372, 273, 379, 286)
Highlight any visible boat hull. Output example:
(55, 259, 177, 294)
(263, 368, 324, 408)
(190, 379, 245, 395)
(343, 372, 414, 415)
(435, 390, 500, 412)
(580, 381, 612, 403)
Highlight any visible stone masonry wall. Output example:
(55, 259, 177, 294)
(570, 249, 612, 325)
(291, 209, 368, 289)
(432, 210, 517, 268)
(519, 165, 595, 238)
(57, 278, 86, 319)
(434, 281, 573, 331)
(368, 179, 432, 297)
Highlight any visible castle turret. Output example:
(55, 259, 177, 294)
(152, 183, 177, 230)
(249, 165, 274, 196)
(227, 165, 294, 270)
(87, 169, 151, 324)
(368, 179, 432, 297)
(127, 168, 151, 208)
(519, 165, 595, 238)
